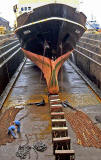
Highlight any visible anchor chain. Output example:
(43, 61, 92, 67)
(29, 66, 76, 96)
(16, 134, 47, 160)
(32, 141, 47, 152)
(16, 134, 31, 159)
(16, 145, 31, 159)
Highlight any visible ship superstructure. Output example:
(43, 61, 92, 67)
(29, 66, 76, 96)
(14, 0, 80, 15)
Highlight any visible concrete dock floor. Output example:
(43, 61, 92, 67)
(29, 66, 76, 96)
(0, 59, 101, 160)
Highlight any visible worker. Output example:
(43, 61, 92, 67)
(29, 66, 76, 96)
(8, 120, 21, 139)
(14, 120, 21, 133)
(8, 125, 16, 139)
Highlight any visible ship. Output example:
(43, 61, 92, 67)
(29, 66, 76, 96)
(86, 17, 101, 31)
(13, 0, 86, 94)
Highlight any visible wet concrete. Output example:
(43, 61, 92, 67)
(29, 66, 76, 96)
(0, 105, 55, 160)
(0, 59, 101, 160)
(59, 61, 101, 108)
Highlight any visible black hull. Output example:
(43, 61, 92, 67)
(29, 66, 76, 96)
(15, 3, 86, 59)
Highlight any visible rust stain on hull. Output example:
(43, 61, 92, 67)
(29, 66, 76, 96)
(22, 48, 72, 94)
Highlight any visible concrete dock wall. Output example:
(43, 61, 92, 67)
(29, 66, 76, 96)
(0, 35, 24, 95)
(70, 33, 101, 90)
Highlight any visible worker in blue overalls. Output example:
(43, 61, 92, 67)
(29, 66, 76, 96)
(8, 120, 21, 138)
(8, 125, 16, 139)
(14, 120, 21, 133)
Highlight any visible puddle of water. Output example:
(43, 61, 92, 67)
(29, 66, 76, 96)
(59, 92, 100, 107)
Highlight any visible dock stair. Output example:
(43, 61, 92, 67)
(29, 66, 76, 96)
(49, 94, 75, 160)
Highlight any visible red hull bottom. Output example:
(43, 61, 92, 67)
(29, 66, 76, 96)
(22, 49, 72, 94)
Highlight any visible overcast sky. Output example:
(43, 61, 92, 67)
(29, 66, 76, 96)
(0, 0, 101, 27)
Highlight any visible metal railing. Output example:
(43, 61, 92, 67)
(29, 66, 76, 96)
(0, 40, 19, 50)
(0, 47, 21, 68)
(74, 49, 101, 67)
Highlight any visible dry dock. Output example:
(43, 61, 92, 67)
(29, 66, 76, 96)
(0, 58, 101, 160)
